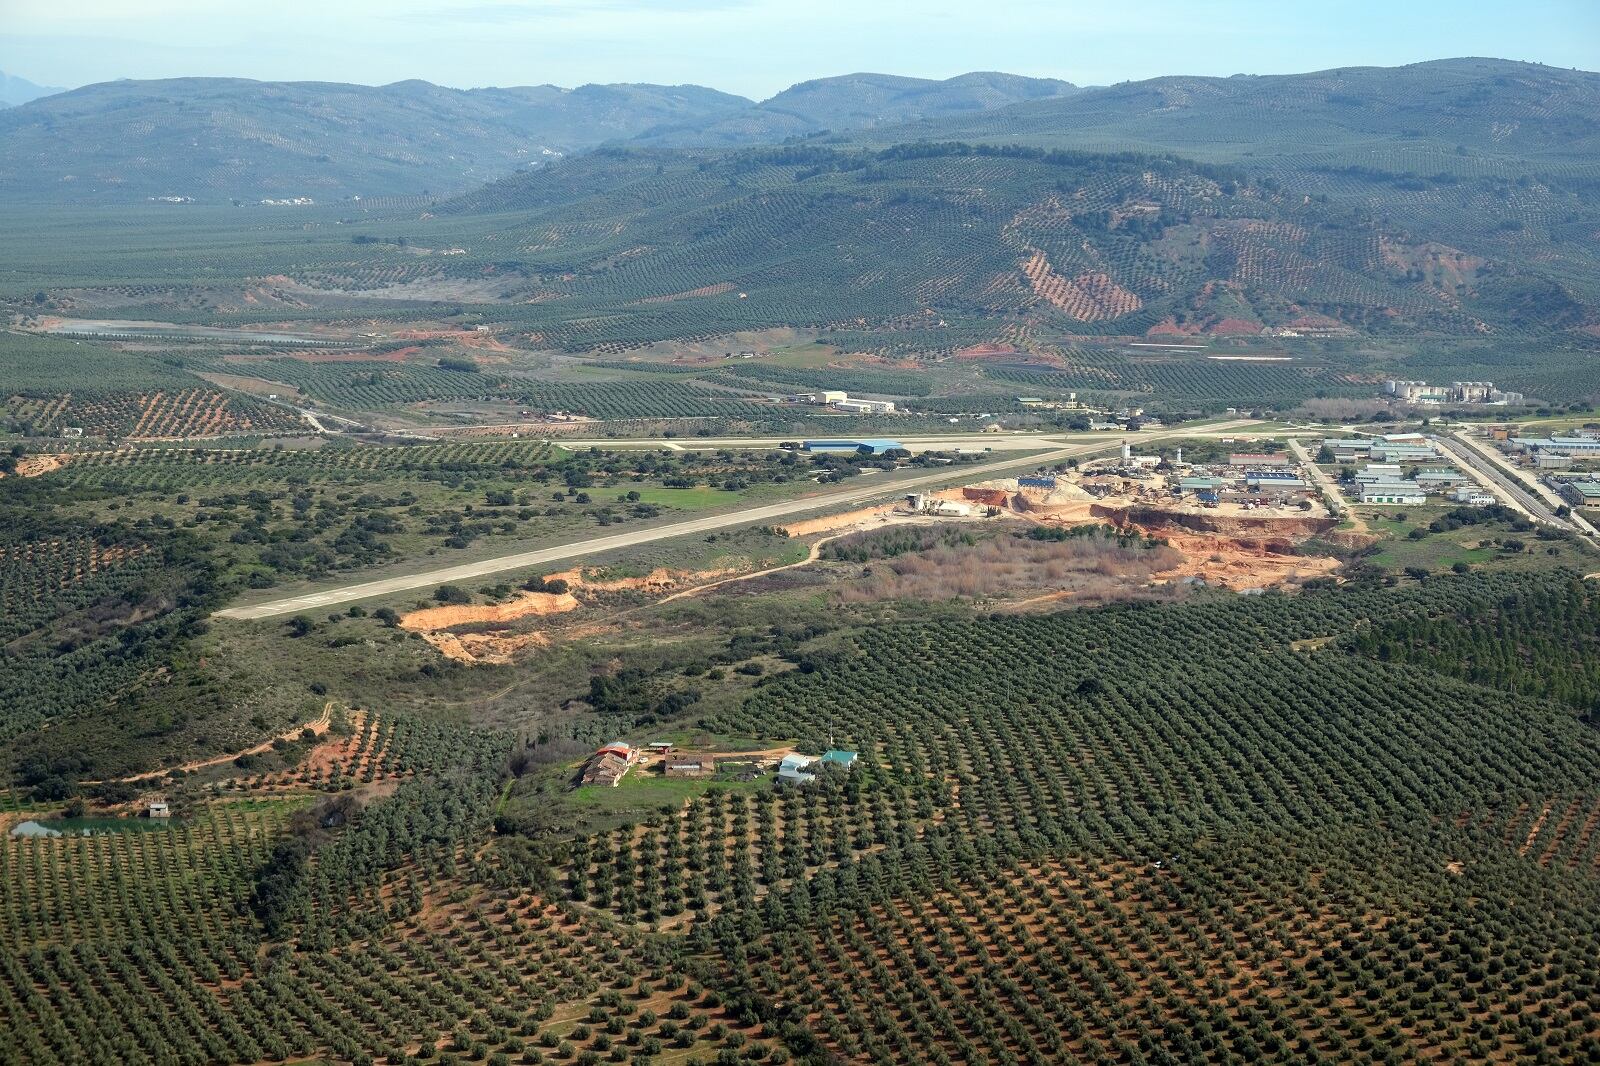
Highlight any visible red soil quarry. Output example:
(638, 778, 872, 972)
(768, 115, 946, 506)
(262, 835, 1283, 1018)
(786, 486, 1339, 596)
(398, 566, 733, 664)
(0, 454, 66, 478)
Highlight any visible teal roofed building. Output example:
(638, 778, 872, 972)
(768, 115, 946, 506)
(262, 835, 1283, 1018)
(802, 439, 904, 455)
(821, 750, 858, 768)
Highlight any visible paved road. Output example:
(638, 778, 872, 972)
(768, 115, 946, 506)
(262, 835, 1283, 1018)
(1437, 432, 1571, 529)
(559, 433, 1087, 454)
(1449, 432, 1600, 537)
(557, 424, 1311, 454)
(217, 420, 1256, 619)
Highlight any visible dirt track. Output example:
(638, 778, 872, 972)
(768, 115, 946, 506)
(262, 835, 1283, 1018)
(215, 421, 1261, 620)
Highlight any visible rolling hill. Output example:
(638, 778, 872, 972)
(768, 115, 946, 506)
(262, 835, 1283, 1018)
(414, 139, 1596, 347)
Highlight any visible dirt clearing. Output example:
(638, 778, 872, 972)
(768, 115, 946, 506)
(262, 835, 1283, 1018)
(0, 454, 66, 478)
(783, 503, 915, 537)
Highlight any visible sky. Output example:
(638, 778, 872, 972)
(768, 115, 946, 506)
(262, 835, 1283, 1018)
(1, 0, 1596, 99)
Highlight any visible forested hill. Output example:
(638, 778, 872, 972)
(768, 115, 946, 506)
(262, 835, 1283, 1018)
(829, 59, 1600, 337)
(434, 141, 1599, 342)
(0, 77, 752, 203)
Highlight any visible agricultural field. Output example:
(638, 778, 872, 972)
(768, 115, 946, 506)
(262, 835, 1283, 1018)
(7, 337, 1600, 1066)
(11, 487, 1600, 1064)
(7, 49, 1600, 1066)
(19, 438, 892, 590)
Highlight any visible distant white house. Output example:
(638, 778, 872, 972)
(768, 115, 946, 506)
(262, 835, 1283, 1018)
(147, 801, 171, 819)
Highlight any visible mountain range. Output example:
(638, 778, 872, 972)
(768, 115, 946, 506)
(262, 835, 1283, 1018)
(427, 58, 1600, 341)
(0, 71, 1075, 202)
(3, 58, 1597, 342)
(0, 70, 63, 109)
(849, 58, 1600, 173)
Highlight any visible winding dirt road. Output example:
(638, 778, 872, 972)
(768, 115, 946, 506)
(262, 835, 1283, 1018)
(216, 422, 1259, 620)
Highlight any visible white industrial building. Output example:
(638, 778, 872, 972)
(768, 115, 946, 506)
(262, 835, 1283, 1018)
(834, 398, 896, 414)
(1359, 484, 1427, 505)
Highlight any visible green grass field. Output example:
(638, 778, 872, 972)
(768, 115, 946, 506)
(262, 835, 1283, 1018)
(1362, 508, 1593, 572)
(570, 767, 772, 812)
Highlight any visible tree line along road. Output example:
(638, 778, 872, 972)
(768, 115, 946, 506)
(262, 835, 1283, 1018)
(214, 421, 1260, 620)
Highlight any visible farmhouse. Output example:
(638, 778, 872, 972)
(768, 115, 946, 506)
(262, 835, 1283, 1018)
(821, 750, 859, 769)
(581, 755, 629, 787)
(147, 801, 171, 819)
(777, 753, 818, 786)
(580, 741, 636, 787)
(664, 758, 715, 779)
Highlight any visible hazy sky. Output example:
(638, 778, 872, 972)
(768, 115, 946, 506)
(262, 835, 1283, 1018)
(3, 0, 1596, 98)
